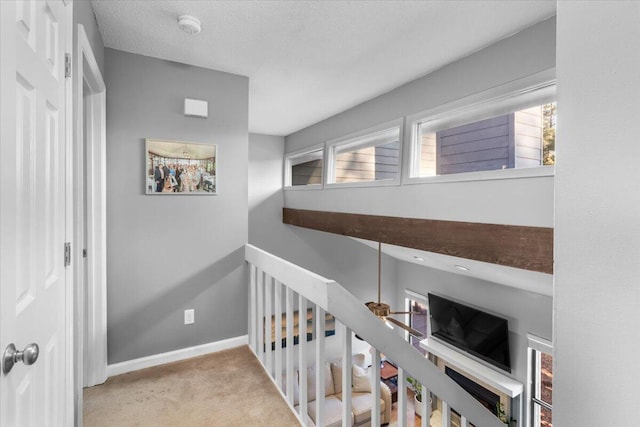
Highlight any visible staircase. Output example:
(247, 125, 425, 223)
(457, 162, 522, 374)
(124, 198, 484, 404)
(245, 244, 505, 427)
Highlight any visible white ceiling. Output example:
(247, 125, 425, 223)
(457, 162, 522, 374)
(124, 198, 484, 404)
(91, 0, 555, 136)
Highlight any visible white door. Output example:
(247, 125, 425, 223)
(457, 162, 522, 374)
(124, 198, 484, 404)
(0, 1, 70, 425)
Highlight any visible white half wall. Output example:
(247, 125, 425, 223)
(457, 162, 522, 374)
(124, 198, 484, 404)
(555, 3, 640, 425)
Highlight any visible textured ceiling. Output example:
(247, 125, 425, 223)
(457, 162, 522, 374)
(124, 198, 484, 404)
(91, 0, 555, 136)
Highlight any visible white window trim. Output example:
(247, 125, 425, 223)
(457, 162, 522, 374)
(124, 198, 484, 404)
(405, 164, 555, 185)
(325, 118, 404, 189)
(284, 143, 325, 190)
(526, 333, 552, 427)
(402, 68, 557, 185)
(404, 290, 429, 338)
(290, 151, 323, 167)
(527, 333, 552, 354)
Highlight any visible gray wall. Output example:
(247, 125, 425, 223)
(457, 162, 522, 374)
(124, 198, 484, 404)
(272, 17, 557, 389)
(283, 17, 556, 230)
(73, 0, 104, 75)
(397, 262, 552, 385)
(106, 49, 249, 364)
(285, 17, 556, 154)
(249, 133, 397, 306)
(555, 3, 640, 425)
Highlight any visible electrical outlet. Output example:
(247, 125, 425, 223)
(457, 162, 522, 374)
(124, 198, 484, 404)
(184, 309, 195, 325)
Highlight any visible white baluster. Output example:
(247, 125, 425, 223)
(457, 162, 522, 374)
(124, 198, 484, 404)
(397, 367, 407, 427)
(371, 349, 381, 426)
(248, 263, 256, 353)
(285, 287, 295, 407)
(264, 275, 273, 377)
(442, 400, 451, 427)
(421, 385, 430, 427)
(274, 279, 283, 388)
(315, 305, 326, 427)
(461, 415, 469, 427)
(256, 269, 264, 364)
(341, 323, 352, 427)
(298, 295, 308, 423)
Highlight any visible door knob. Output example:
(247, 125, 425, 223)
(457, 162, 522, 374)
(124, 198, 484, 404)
(2, 343, 39, 374)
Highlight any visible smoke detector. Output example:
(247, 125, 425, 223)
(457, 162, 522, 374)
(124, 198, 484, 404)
(178, 15, 201, 35)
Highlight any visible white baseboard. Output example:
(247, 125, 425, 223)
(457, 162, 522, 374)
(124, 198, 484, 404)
(106, 335, 248, 378)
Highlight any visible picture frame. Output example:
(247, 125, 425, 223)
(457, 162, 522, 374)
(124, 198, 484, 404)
(145, 138, 217, 195)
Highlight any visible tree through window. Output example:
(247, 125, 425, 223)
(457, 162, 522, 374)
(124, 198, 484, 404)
(529, 336, 552, 427)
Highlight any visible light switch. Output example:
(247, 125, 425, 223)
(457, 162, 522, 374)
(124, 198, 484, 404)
(184, 309, 195, 325)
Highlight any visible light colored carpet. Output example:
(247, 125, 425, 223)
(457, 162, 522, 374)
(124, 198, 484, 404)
(84, 345, 301, 427)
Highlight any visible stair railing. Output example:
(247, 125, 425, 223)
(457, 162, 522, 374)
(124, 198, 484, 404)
(246, 244, 504, 427)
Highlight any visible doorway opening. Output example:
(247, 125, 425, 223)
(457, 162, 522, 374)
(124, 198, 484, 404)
(73, 23, 107, 416)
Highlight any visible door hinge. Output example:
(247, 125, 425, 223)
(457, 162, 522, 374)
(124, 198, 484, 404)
(65, 53, 71, 79)
(64, 243, 71, 267)
(83, 249, 87, 258)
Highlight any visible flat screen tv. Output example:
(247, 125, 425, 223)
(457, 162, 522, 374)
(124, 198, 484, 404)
(428, 293, 511, 373)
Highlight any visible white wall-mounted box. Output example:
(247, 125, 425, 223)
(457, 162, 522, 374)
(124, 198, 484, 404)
(184, 98, 208, 118)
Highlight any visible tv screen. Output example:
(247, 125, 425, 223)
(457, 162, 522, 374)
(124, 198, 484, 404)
(428, 293, 511, 372)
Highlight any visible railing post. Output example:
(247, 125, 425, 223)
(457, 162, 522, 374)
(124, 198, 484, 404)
(461, 415, 469, 427)
(274, 279, 283, 389)
(397, 367, 407, 427)
(264, 275, 273, 377)
(298, 295, 308, 423)
(256, 269, 264, 364)
(341, 322, 352, 427)
(315, 305, 326, 427)
(285, 287, 295, 407)
(371, 349, 381, 426)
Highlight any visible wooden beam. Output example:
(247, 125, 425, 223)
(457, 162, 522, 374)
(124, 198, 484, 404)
(282, 208, 553, 274)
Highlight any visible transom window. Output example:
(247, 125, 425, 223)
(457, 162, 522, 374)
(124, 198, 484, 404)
(284, 75, 556, 190)
(284, 146, 324, 187)
(409, 84, 556, 179)
(326, 121, 402, 186)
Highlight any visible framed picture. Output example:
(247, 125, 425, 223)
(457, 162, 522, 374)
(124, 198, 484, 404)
(145, 138, 217, 195)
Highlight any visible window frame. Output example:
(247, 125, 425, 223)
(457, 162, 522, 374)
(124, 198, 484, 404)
(404, 290, 429, 352)
(403, 68, 557, 185)
(283, 143, 325, 190)
(527, 333, 553, 427)
(325, 118, 404, 189)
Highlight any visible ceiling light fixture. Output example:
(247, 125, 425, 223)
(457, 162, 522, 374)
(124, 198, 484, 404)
(384, 320, 394, 330)
(413, 256, 425, 262)
(454, 264, 469, 271)
(178, 15, 201, 35)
